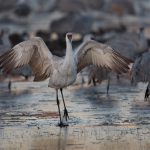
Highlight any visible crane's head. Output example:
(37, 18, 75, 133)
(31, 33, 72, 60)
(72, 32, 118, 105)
(66, 32, 73, 42)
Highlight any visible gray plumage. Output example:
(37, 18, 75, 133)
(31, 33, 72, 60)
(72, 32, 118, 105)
(131, 52, 150, 83)
(131, 51, 150, 100)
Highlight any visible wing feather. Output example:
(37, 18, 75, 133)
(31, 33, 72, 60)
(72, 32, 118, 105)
(0, 37, 53, 81)
(74, 40, 132, 73)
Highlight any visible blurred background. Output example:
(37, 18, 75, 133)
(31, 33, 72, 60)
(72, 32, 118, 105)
(0, 0, 150, 80)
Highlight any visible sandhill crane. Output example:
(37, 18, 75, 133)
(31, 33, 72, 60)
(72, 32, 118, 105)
(0, 33, 132, 127)
(86, 28, 148, 93)
(131, 51, 150, 101)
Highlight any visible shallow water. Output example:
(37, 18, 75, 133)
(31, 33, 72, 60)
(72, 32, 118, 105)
(0, 79, 150, 150)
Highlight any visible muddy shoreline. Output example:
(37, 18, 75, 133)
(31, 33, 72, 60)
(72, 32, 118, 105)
(0, 80, 150, 149)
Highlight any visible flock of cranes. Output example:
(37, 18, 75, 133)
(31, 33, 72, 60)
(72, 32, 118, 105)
(87, 28, 150, 98)
(0, 31, 149, 127)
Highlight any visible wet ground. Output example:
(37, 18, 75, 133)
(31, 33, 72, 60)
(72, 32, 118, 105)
(0, 78, 150, 150)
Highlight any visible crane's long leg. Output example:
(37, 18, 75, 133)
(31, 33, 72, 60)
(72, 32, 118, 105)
(144, 82, 150, 101)
(92, 78, 96, 86)
(8, 80, 12, 93)
(107, 77, 110, 95)
(60, 88, 69, 121)
(56, 89, 62, 125)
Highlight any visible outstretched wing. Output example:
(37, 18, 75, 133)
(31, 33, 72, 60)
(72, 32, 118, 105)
(74, 40, 132, 73)
(0, 37, 53, 81)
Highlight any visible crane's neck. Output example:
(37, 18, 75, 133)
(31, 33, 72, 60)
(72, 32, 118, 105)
(139, 30, 144, 39)
(63, 38, 74, 66)
(138, 28, 148, 50)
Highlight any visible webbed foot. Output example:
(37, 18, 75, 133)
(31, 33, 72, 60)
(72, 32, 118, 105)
(57, 121, 69, 127)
